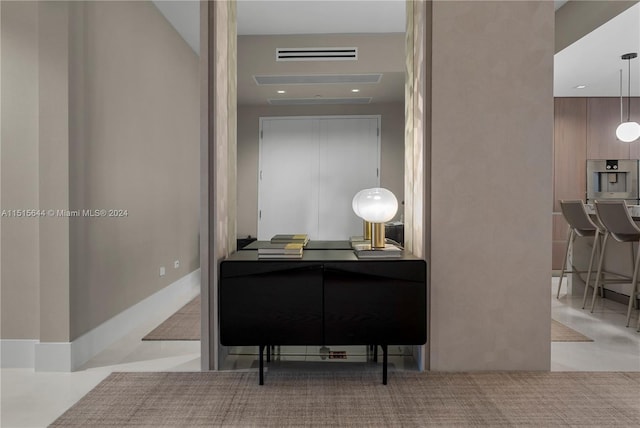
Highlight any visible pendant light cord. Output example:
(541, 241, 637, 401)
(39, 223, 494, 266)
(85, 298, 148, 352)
(620, 69, 624, 123)
(628, 56, 632, 122)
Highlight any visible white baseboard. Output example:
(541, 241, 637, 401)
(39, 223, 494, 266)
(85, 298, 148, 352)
(2, 269, 200, 372)
(63, 269, 201, 372)
(35, 342, 72, 372)
(0, 339, 38, 368)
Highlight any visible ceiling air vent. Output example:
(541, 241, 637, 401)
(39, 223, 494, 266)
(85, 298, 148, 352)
(254, 74, 382, 85)
(268, 97, 372, 106)
(276, 47, 358, 62)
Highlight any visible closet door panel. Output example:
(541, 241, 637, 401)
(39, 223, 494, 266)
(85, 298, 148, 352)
(258, 118, 319, 240)
(318, 117, 380, 239)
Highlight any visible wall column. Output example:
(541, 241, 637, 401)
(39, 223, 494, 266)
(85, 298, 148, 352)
(428, 1, 554, 370)
(0, 1, 41, 348)
(202, 0, 237, 371)
(35, 0, 72, 370)
(37, 1, 71, 342)
(405, 0, 431, 370)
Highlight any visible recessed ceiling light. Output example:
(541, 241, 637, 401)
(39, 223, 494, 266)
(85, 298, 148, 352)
(574, 85, 587, 89)
(277, 90, 286, 94)
(351, 89, 360, 93)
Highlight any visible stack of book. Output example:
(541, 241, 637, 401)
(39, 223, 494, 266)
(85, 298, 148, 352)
(258, 242, 304, 259)
(257, 234, 309, 259)
(349, 236, 370, 249)
(352, 242, 402, 258)
(270, 234, 309, 247)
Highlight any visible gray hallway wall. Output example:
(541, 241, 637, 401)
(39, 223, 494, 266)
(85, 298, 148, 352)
(1, 1, 200, 347)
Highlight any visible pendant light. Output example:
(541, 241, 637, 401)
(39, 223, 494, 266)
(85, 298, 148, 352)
(615, 52, 640, 143)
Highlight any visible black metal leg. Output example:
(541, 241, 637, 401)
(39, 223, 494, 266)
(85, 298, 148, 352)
(259, 345, 264, 385)
(382, 345, 388, 385)
(373, 345, 378, 363)
(266, 345, 271, 362)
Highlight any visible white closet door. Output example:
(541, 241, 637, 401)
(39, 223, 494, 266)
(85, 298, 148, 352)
(318, 118, 380, 239)
(258, 118, 319, 240)
(258, 116, 380, 241)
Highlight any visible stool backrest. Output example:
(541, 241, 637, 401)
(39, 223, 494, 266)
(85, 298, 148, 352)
(559, 200, 597, 235)
(594, 200, 640, 240)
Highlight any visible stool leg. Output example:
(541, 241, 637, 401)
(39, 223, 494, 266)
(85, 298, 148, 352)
(557, 229, 574, 299)
(626, 243, 640, 327)
(636, 304, 640, 332)
(632, 244, 637, 309)
(591, 232, 609, 312)
(582, 230, 600, 309)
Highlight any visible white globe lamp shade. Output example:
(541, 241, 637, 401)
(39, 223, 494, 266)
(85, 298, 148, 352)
(354, 188, 398, 223)
(616, 121, 640, 142)
(351, 189, 366, 217)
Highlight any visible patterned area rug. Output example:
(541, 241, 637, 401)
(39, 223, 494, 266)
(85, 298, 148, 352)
(551, 319, 593, 342)
(51, 371, 640, 427)
(142, 296, 200, 341)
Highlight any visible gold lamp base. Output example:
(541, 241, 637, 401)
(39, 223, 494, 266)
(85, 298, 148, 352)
(372, 223, 385, 248)
(363, 220, 372, 240)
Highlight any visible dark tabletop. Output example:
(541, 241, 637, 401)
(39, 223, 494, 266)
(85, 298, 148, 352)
(225, 248, 422, 262)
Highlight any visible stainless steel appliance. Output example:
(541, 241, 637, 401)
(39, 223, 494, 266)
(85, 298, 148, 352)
(586, 159, 639, 204)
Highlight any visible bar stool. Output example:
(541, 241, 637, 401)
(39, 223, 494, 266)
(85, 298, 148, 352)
(556, 200, 601, 306)
(592, 200, 640, 327)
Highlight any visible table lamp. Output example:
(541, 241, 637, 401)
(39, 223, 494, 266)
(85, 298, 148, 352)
(352, 189, 372, 240)
(352, 188, 398, 248)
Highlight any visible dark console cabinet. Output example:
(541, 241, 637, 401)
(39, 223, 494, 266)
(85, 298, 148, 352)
(219, 249, 427, 384)
(220, 264, 324, 345)
(323, 263, 426, 345)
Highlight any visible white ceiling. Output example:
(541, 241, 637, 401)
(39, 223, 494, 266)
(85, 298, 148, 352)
(153, 1, 199, 53)
(554, 2, 640, 97)
(153, 0, 640, 99)
(237, 0, 405, 35)
(152, 0, 405, 53)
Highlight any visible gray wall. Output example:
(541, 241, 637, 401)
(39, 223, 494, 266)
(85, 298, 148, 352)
(237, 103, 405, 238)
(428, 0, 553, 370)
(1, 1, 40, 339)
(0, 1, 200, 342)
(68, 1, 200, 339)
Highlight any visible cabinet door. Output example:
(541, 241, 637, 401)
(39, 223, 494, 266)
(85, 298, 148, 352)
(323, 261, 427, 345)
(219, 263, 323, 345)
(587, 98, 632, 160)
(553, 98, 586, 269)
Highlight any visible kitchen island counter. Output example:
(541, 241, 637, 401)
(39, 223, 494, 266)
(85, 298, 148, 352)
(569, 204, 640, 301)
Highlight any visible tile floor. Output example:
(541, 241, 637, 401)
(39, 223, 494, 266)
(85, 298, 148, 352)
(1, 278, 639, 427)
(1, 309, 200, 428)
(551, 276, 640, 371)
